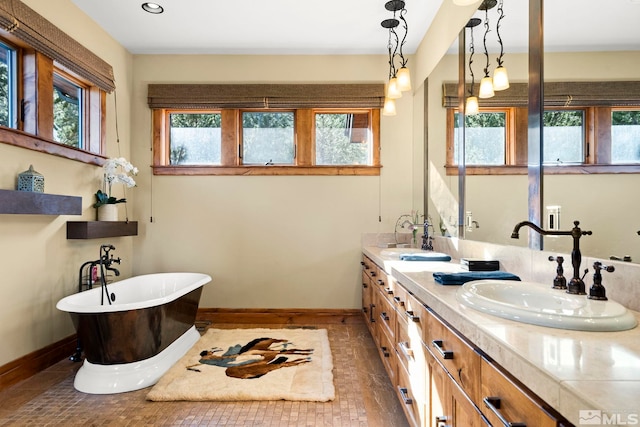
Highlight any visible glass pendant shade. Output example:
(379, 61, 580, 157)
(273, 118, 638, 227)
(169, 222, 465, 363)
(382, 97, 397, 116)
(396, 67, 412, 92)
(465, 96, 479, 115)
(492, 65, 510, 91)
(386, 77, 403, 99)
(478, 76, 495, 98)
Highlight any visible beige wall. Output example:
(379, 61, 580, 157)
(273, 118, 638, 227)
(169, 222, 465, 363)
(0, 0, 133, 365)
(130, 55, 416, 309)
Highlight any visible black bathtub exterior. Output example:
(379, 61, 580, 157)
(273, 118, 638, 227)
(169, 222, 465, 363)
(70, 287, 203, 365)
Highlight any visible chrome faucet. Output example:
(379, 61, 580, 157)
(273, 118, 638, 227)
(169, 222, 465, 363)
(511, 220, 592, 295)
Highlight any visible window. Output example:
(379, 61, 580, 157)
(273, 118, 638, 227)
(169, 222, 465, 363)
(543, 110, 585, 165)
(0, 41, 17, 128)
(53, 72, 83, 148)
(149, 83, 383, 176)
(0, 1, 115, 164)
(315, 112, 372, 166)
(452, 111, 506, 166)
(169, 112, 221, 165)
(242, 111, 295, 165)
(611, 109, 640, 164)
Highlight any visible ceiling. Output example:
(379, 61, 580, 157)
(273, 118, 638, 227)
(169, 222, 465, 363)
(71, 0, 640, 56)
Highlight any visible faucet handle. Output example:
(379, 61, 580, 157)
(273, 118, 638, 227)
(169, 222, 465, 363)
(589, 261, 614, 300)
(548, 256, 567, 290)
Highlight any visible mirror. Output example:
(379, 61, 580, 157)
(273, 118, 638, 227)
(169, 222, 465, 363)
(444, 0, 640, 262)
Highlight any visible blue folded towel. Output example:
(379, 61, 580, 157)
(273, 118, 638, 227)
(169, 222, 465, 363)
(400, 253, 452, 262)
(432, 270, 521, 286)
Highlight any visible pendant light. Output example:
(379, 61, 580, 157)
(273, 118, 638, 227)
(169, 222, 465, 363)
(492, 0, 510, 91)
(380, 0, 410, 116)
(383, 97, 397, 116)
(478, 0, 497, 99)
(465, 18, 482, 115)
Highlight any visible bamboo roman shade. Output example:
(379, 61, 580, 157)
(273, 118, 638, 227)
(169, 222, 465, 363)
(147, 84, 386, 109)
(0, 0, 115, 92)
(443, 81, 640, 108)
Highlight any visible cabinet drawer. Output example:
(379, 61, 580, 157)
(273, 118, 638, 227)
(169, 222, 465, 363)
(481, 358, 557, 427)
(396, 359, 426, 427)
(401, 292, 428, 340)
(361, 255, 378, 281)
(426, 310, 481, 405)
(391, 282, 408, 312)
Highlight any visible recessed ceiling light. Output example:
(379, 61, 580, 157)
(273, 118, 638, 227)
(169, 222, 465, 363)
(142, 2, 164, 14)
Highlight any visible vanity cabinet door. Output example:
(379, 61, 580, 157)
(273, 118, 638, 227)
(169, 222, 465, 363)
(428, 350, 486, 427)
(426, 309, 481, 406)
(361, 271, 374, 330)
(481, 358, 558, 427)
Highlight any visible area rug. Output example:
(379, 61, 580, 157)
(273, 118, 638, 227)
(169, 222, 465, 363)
(146, 328, 335, 402)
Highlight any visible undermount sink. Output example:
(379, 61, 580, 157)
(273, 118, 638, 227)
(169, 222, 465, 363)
(456, 280, 638, 332)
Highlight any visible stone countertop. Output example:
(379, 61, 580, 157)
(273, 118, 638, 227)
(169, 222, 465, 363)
(362, 246, 640, 427)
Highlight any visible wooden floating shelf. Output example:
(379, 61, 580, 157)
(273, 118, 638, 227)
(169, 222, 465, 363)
(0, 189, 82, 215)
(66, 221, 138, 239)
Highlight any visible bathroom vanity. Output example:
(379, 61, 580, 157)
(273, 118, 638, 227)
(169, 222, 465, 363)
(361, 242, 640, 427)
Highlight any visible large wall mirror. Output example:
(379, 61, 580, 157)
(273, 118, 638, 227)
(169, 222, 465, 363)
(429, 0, 640, 263)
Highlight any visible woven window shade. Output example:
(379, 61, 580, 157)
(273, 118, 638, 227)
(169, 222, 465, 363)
(0, 0, 115, 92)
(443, 81, 640, 108)
(148, 84, 385, 109)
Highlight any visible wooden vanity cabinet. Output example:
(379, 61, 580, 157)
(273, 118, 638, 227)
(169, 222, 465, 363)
(360, 253, 569, 427)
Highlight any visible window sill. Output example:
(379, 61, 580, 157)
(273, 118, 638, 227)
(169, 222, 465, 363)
(445, 164, 640, 175)
(0, 127, 104, 165)
(152, 165, 381, 176)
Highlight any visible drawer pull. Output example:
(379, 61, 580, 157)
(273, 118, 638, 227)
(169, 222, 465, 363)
(385, 287, 394, 295)
(369, 304, 375, 323)
(362, 282, 368, 288)
(397, 386, 413, 405)
(399, 341, 414, 359)
(405, 310, 420, 322)
(432, 340, 454, 359)
(377, 279, 384, 286)
(393, 296, 405, 306)
(371, 271, 377, 277)
(434, 416, 447, 427)
(380, 346, 390, 357)
(483, 397, 527, 427)
(360, 261, 366, 267)
(380, 312, 390, 321)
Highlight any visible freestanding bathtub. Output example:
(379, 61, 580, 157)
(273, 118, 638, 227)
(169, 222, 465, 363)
(56, 272, 212, 394)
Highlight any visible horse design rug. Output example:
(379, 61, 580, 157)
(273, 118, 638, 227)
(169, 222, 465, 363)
(146, 328, 335, 402)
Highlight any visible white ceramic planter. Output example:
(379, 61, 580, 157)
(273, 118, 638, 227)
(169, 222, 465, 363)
(97, 204, 118, 221)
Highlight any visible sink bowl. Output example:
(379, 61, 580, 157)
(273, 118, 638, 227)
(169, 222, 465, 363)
(380, 248, 451, 262)
(456, 280, 638, 332)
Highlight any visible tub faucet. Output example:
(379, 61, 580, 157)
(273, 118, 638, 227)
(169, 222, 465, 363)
(511, 220, 592, 295)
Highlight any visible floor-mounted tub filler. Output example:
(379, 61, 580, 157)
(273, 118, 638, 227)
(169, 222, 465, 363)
(56, 272, 212, 394)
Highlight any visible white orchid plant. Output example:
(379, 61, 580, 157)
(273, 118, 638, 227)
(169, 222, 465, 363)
(93, 157, 139, 208)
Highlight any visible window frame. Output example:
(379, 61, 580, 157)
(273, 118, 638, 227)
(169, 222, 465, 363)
(152, 107, 381, 176)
